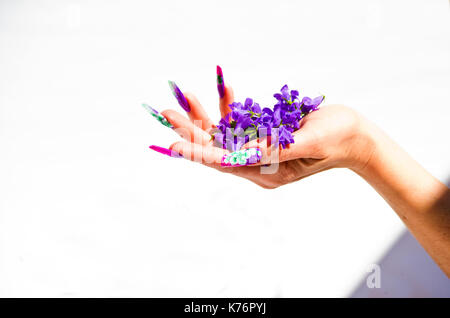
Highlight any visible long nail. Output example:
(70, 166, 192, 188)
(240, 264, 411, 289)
(149, 145, 183, 158)
(142, 104, 173, 129)
(168, 80, 190, 112)
(217, 65, 225, 98)
(221, 148, 262, 167)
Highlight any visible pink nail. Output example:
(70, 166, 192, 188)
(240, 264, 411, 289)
(149, 145, 183, 158)
(217, 65, 225, 98)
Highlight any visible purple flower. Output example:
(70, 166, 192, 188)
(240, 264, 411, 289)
(273, 84, 291, 101)
(301, 95, 324, 114)
(278, 125, 295, 149)
(212, 85, 324, 151)
(274, 85, 300, 107)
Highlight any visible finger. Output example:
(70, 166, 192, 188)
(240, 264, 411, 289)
(170, 141, 226, 166)
(240, 127, 320, 165)
(162, 109, 212, 145)
(183, 92, 215, 131)
(169, 141, 263, 169)
(169, 140, 268, 179)
(219, 84, 234, 120)
(279, 127, 320, 161)
(168, 140, 280, 189)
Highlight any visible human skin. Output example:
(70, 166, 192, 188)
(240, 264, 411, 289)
(159, 83, 450, 277)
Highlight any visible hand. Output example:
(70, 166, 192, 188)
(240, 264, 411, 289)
(152, 78, 450, 275)
(159, 84, 375, 189)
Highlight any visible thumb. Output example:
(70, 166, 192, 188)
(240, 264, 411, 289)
(278, 128, 320, 162)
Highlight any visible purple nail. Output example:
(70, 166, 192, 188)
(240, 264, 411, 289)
(217, 65, 225, 98)
(168, 80, 190, 112)
(149, 145, 183, 158)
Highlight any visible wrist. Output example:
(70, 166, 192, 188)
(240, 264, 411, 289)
(346, 114, 380, 175)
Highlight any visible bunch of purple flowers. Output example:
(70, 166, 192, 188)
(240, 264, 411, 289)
(212, 85, 324, 151)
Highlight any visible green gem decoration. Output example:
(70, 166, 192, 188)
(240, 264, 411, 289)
(142, 104, 174, 129)
(223, 148, 261, 166)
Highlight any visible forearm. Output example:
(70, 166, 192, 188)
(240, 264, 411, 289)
(352, 119, 450, 276)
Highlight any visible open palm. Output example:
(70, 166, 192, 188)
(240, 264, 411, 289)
(158, 83, 371, 189)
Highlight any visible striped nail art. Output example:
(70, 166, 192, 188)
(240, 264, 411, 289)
(168, 80, 190, 112)
(142, 104, 173, 128)
(221, 148, 262, 167)
(149, 145, 183, 158)
(217, 65, 225, 98)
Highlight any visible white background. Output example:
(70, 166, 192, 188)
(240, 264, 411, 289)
(0, 0, 449, 297)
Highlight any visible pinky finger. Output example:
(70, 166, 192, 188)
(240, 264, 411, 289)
(170, 141, 227, 167)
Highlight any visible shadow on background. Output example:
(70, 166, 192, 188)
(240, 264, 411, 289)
(350, 229, 450, 297)
(351, 177, 450, 297)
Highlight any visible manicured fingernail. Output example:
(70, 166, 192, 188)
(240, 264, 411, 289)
(149, 145, 183, 158)
(221, 148, 262, 167)
(142, 104, 173, 129)
(217, 65, 225, 98)
(168, 80, 190, 112)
